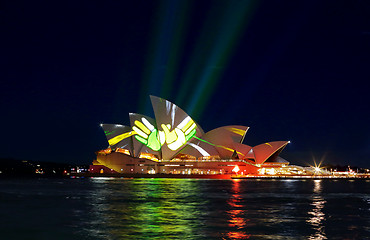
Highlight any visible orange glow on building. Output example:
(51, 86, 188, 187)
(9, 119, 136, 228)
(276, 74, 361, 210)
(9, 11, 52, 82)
(91, 96, 291, 177)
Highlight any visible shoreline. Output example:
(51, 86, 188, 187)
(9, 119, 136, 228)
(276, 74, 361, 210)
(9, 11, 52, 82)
(67, 173, 370, 180)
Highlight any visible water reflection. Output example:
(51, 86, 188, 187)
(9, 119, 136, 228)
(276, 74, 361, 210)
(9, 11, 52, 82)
(86, 178, 206, 239)
(313, 179, 322, 193)
(307, 180, 327, 240)
(80, 178, 369, 239)
(224, 180, 251, 239)
(1, 178, 368, 239)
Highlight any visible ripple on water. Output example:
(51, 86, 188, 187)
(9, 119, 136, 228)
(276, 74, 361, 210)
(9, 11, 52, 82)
(0, 178, 368, 239)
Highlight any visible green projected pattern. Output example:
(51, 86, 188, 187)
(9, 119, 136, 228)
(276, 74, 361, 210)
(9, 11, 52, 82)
(132, 116, 197, 151)
(194, 136, 242, 157)
(133, 118, 164, 151)
(101, 96, 288, 163)
(161, 116, 197, 150)
(101, 97, 264, 160)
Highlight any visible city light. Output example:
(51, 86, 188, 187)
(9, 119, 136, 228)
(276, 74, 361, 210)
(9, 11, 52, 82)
(232, 165, 240, 174)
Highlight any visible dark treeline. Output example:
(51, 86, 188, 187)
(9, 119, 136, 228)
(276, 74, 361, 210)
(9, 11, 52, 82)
(0, 158, 89, 177)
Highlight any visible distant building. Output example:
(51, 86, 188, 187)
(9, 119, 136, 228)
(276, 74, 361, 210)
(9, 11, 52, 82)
(91, 96, 290, 177)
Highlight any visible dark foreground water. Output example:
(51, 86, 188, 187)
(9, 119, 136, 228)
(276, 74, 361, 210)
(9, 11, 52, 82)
(0, 178, 369, 240)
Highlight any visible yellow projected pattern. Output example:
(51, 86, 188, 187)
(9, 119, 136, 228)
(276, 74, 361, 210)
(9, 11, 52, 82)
(106, 117, 197, 152)
(108, 131, 136, 146)
(228, 127, 246, 136)
(265, 143, 272, 148)
(133, 118, 164, 151)
(132, 116, 197, 151)
(107, 119, 244, 158)
(161, 116, 197, 151)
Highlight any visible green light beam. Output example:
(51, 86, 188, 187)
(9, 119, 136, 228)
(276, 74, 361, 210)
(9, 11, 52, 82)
(138, 0, 186, 114)
(175, 3, 224, 108)
(160, 1, 190, 100)
(186, 0, 257, 120)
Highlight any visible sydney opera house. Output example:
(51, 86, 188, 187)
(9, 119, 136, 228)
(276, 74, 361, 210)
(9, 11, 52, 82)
(90, 96, 292, 177)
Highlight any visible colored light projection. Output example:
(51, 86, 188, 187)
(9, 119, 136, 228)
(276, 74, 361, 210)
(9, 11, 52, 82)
(179, 125, 249, 159)
(101, 97, 251, 160)
(162, 116, 197, 150)
(150, 96, 204, 160)
(133, 117, 164, 151)
(129, 113, 158, 157)
(100, 124, 134, 156)
(101, 97, 199, 159)
(100, 96, 289, 163)
(132, 116, 196, 151)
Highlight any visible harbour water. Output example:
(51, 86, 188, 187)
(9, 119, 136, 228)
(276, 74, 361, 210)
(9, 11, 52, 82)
(0, 178, 369, 239)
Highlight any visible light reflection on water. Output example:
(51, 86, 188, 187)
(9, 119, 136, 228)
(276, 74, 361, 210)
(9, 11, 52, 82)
(225, 180, 251, 239)
(0, 178, 369, 239)
(87, 178, 207, 239)
(307, 180, 327, 240)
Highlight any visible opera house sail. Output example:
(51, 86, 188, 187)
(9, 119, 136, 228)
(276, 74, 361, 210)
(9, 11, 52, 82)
(91, 96, 290, 177)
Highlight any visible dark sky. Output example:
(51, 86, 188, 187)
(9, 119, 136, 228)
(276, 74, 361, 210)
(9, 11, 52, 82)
(2, 0, 369, 167)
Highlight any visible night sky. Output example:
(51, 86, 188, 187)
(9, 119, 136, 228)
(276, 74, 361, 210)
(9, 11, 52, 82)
(2, 0, 369, 167)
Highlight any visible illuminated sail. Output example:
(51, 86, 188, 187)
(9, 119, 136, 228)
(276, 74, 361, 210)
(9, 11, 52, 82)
(100, 124, 134, 156)
(150, 95, 204, 159)
(129, 113, 161, 158)
(200, 126, 249, 158)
